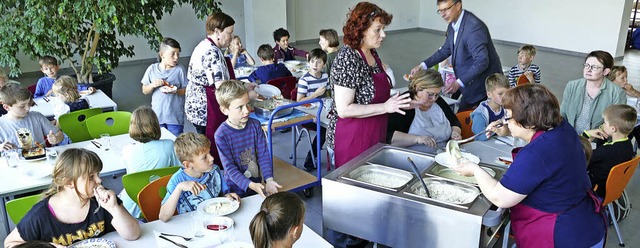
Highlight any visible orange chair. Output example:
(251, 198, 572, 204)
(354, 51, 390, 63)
(516, 75, 530, 86)
(599, 156, 640, 247)
(455, 110, 474, 139)
(266, 76, 297, 100)
(137, 175, 174, 222)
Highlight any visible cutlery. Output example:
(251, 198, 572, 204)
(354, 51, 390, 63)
(407, 157, 431, 198)
(43, 96, 50, 102)
(91, 140, 102, 149)
(457, 123, 504, 145)
(159, 235, 189, 248)
(160, 233, 193, 241)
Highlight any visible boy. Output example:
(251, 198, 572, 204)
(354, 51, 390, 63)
(247, 44, 292, 84)
(273, 28, 308, 62)
(583, 104, 636, 198)
(34, 56, 94, 98)
(0, 84, 64, 150)
(214, 80, 282, 197)
(296, 48, 328, 171)
(141, 37, 187, 137)
(159, 132, 239, 222)
(470, 73, 510, 141)
(507, 45, 541, 87)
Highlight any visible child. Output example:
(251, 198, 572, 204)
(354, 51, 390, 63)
(470, 73, 510, 141)
(607, 65, 640, 98)
(296, 48, 329, 171)
(214, 80, 282, 197)
(249, 192, 306, 248)
(0, 70, 21, 117)
(159, 132, 239, 222)
(225, 35, 256, 68)
(273, 28, 308, 62)
(141, 37, 188, 137)
(583, 104, 636, 198)
(51, 76, 90, 122)
(34, 56, 94, 98)
(3, 148, 140, 247)
(0, 84, 64, 151)
(507, 45, 541, 87)
(247, 44, 292, 84)
(120, 106, 181, 219)
(318, 29, 339, 74)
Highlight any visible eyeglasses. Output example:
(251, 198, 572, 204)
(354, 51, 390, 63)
(419, 90, 440, 99)
(583, 63, 603, 71)
(436, 2, 457, 14)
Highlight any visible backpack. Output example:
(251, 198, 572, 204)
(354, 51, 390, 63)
(609, 190, 631, 224)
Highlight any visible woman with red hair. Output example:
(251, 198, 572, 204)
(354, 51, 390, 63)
(326, 2, 411, 168)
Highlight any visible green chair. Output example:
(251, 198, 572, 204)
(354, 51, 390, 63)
(121, 166, 180, 207)
(85, 111, 132, 138)
(58, 108, 103, 142)
(6, 195, 41, 224)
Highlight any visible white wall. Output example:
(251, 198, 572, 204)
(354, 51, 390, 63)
(243, 0, 288, 65)
(419, 0, 630, 57)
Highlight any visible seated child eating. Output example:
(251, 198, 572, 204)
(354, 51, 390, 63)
(215, 80, 282, 197)
(583, 104, 637, 198)
(507, 45, 541, 87)
(247, 44, 292, 84)
(470, 73, 509, 141)
(273, 28, 308, 62)
(34, 56, 94, 98)
(225, 35, 256, 68)
(3, 148, 140, 247)
(159, 132, 239, 222)
(51, 76, 90, 122)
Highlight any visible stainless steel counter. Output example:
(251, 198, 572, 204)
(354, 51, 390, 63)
(322, 143, 507, 247)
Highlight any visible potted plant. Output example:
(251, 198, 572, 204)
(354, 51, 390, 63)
(0, 0, 221, 97)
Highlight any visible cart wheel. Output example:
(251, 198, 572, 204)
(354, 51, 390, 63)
(302, 188, 314, 198)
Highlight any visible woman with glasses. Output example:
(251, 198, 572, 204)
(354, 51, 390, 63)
(560, 50, 626, 135)
(455, 84, 606, 247)
(386, 69, 462, 153)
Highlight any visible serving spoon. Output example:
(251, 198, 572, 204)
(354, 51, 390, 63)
(407, 157, 431, 198)
(456, 123, 504, 145)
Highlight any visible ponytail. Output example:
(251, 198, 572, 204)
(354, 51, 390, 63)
(249, 209, 272, 248)
(249, 192, 306, 247)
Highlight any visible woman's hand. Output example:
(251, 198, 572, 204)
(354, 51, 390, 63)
(451, 127, 462, 140)
(486, 120, 509, 138)
(410, 64, 423, 77)
(384, 93, 411, 115)
(415, 136, 436, 147)
(454, 160, 480, 177)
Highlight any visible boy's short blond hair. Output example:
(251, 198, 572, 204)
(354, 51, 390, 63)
(603, 104, 637, 135)
(215, 80, 248, 109)
(174, 132, 211, 163)
(485, 73, 510, 92)
(38, 56, 58, 67)
(518, 45, 536, 56)
(0, 84, 33, 106)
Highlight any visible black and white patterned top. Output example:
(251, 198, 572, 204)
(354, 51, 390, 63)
(185, 38, 230, 126)
(326, 45, 382, 149)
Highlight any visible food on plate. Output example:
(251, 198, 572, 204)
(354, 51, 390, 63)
(415, 182, 478, 204)
(207, 224, 229, 231)
(79, 90, 92, 95)
(355, 172, 409, 188)
(435, 167, 496, 184)
(160, 84, 177, 93)
(403, 74, 413, 81)
(301, 103, 312, 108)
(203, 200, 234, 215)
(445, 140, 463, 165)
(498, 157, 513, 165)
(252, 98, 289, 111)
(22, 141, 45, 159)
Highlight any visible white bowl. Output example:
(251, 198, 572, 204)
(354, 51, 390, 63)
(283, 60, 301, 67)
(203, 216, 234, 233)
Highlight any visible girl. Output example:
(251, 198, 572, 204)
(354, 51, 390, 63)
(51, 75, 90, 122)
(120, 106, 180, 218)
(249, 192, 306, 248)
(4, 148, 140, 247)
(225, 35, 255, 68)
(607, 65, 640, 97)
(318, 29, 339, 75)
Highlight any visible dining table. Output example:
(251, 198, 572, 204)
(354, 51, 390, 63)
(30, 90, 118, 118)
(0, 128, 176, 234)
(460, 136, 516, 166)
(102, 194, 332, 248)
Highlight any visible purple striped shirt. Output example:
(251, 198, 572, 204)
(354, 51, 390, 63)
(215, 118, 273, 196)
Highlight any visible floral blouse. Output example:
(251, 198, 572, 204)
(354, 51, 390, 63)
(326, 45, 382, 149)
(185, 38, 230, 126)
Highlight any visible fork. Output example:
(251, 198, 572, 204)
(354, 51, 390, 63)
(161, 233, 193, 241)
(159, 235, 189, 248)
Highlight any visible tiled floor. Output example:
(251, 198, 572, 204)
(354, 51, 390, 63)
(4, 30, 640, 247)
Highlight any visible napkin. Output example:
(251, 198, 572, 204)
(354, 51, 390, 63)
(153, 230, 223, 248)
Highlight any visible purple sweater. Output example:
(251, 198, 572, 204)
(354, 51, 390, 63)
(214, 118, 273, 196)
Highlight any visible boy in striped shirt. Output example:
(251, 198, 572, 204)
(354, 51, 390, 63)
(507, 45, 541, 87)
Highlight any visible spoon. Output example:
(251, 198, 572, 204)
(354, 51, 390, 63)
(456, 123, 504, 145)
(407, 157, 431, 198)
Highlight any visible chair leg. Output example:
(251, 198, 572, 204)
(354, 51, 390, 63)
(607, 204, 625, 247)
(502, 220, 512, 248)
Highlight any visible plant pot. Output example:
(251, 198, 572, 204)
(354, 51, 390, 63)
(70, 73, 116, 98)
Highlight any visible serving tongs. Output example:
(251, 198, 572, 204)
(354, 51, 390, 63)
(407, 157, 430, 198)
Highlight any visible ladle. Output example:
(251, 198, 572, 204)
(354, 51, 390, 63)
(407, 157, 431, 198)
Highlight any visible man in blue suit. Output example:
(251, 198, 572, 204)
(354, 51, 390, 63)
(412, 0, 502, 111)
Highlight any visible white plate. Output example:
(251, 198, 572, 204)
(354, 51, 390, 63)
(198, 197, 240, 216)
(299, 102, 319, 109)
(434, 152, 480, 168)
(69, 238, 116, 248)
(255, 84, 282, 98)
(79, 90, 92, 96)
(217, 241, 254, 248)
(283, 60, 301, 66)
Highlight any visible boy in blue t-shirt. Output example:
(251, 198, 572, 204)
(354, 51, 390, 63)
(470, 73, 509, 141)
(34, 56, 94, 98)
(159, 132, 239, 222)
(247, 44, 292, 84)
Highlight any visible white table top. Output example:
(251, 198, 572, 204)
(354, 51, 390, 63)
(102, 195, 332, 248)
(460, 137, 516, 166)
(0, 128, 175, 197)
(31, 90, 117, 118)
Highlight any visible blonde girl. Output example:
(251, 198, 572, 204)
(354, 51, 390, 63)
(225, 35, 255, 68)
(249, 192, 306, 248)
(51, 76, 91, 122)
(607, 65, 640, 98)
(4, 148, 140, 247)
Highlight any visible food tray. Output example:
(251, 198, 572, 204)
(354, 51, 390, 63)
(251, 99, 294, 119)
(425, 164, 505, 186)
(403, 177, 480, 209)
(20, 148, 46, 160)
(339, 163, 413, 192)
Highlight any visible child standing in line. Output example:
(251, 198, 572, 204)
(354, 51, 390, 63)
(249, 192, 306, 248)
(34, 56, 94, 98)
(159, 132, 239, 222)
(141, 38, 188, 137)
(470, 73, 510, 141)
(3, 148, 140, 247)
(214, 80, 282, 197)
(225, 36, 256, 69)
(507, 45, 541, 87)
(607, 65, 640, 98)
(120, 106, 181, 219)
(273, 28, 308, 62)
(247, 44, 292, 84)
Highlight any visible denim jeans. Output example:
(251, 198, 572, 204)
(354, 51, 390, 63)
(160, 124, 184, 137)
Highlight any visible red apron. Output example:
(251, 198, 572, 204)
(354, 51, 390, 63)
(334, 49, 391, 168)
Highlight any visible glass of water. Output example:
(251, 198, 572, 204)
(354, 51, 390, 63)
(100, 134, 111, 151)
